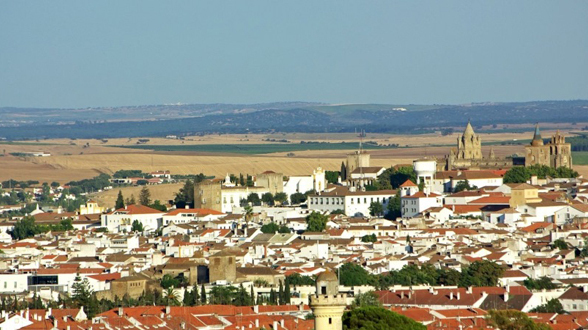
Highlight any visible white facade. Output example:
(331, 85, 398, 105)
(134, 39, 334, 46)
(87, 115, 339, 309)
(0, 273, 28, 293)
(401, 193, 443, 218)
(308, 187, 396, 217)
(100, 205, 165, 233)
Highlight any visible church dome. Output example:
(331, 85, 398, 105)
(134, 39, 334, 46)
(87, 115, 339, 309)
(316, 269, 338, 282)
(530, 124, 544, 146)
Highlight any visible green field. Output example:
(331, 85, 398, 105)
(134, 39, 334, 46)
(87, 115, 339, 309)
(573, 152, 588, 165)
(115, 142, 390, 154)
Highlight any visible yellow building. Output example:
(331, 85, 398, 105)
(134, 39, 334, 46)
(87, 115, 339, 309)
(309, 270, 347, 330)
(79, 200, 105, 215)
(509, 183, 542, 208)
(525, 125, 572, 169)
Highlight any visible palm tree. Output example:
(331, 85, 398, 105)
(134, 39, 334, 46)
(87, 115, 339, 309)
(243, 205, 253, 235)
(163, 288, 180, 306)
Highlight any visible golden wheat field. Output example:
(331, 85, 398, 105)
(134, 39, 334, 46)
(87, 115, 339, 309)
(88, 183, 184, 207)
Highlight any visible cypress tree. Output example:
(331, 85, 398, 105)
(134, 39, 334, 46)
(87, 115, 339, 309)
(115, 190, 125, 209)
(250, 285, 255, 306)
(278, 281, 284, 305)
(192, 285, 199, 306)
(284, 281, 291, 304)
(200, 284, 206, 305)
(269, 288, 276, 305)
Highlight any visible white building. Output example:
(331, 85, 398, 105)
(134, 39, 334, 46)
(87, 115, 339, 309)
(401, 191, 443, 218)
(307, 186, 396, 217)
(283, 167, 327, 202)
(162, 208, 225, 225)
(100, 205, 165, 233)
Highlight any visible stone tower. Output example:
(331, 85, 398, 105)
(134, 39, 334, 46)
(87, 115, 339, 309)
(208, 248, 237, 283)
(525, 125, 572, 168)
(549, 130, 572, 168)
(194, 179, 222, 212)
(345, 151, 370, 182)
(309, 270, 347, 330)
(456, 120, 482, 160)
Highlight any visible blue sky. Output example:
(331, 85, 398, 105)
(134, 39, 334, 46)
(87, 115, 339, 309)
(1, 1, 587, 108)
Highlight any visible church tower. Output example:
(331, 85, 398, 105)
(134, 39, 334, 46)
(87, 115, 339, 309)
(309, 270, 347, 330)
(456, 120, 482, 160)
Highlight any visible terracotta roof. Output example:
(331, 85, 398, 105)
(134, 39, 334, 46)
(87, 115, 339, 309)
(400, 179, 418, 187)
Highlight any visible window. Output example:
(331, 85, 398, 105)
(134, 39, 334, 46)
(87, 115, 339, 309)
(321, 286, 327, 295)
(329, 318, 332, 324)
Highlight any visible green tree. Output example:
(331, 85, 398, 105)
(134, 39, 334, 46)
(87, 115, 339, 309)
(183, 288, 194, 306)
(246, 193, 261, 206)
(486, 310, 551, 330)
(453, 179, 478, 193)
(306, 211, 329, 232)
(503, 166, 532, 183)
(340, 263, 373, 286)
(50, 181, 60, 188)
(285, 273, 315, 286)
(10, 216, 39, 240)
(126, 194, 136, 205)
(174, 179, 194, 208)
(115, 190, 125, 209)
(261, 192, 274, 206)
(530, 298, 565, 314)
(369, 201, 383, 216)
(343, 306, 426, 330)
(385, 192, 401, 220)
(192, 285, 200, 306)
(325, 171, 339, 184)
(331, 209, 345, 215)
(149, 200, 167, 212)
(131, 220, 144, 232)
(200, 284, 207, 304)
(139, 186, 151, 206)
(351, 291, 382, 309)
(261, 222, 280, 234)
(459, 261, 504, 287)
(523, 277, 558, 290)
(290, 192, 307, 204)
(273, 192, 288, 205)
(361, 234, 377, 243)
(161, 274, 180, 289)
(284, 280, 291, 304)
(552, 239, 569, 250)
(210, 286, 237, 305)
(163, 287, 180, 306)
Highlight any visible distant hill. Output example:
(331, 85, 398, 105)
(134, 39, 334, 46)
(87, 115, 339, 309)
(0, 100, 587, 140)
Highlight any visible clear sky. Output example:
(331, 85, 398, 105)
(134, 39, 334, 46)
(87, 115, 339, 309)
(1, 1, 587, 108)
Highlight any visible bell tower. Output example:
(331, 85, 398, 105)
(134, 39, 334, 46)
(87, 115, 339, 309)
(309, 270, 347, 330)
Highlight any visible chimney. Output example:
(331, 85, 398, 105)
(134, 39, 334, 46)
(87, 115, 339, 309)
(255, 319, 259, 327)
(449, 292, 453, 300)
(25, 309, 29, 320)
(118, 307, 123, 316)
(166, 306, 171, 314)
(503, 291, 509, 302)
(180, 321, 186, 329)
(53, 319, 58, 328)
(67, 326, 71, 330)
(273, 321, 278, 329)
(281, 319, 285, 327)
(456, 292, 460, 300)
(47, 308, 52, 318)
(400, 292, 404, 299)
(254, 305, 259, 313)
(185, 205, 189, 209)
(466, 286, 473, 294)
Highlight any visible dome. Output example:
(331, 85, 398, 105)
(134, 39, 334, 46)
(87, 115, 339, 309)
(530, 124, 544, 146)
(316, 269, 338, 282)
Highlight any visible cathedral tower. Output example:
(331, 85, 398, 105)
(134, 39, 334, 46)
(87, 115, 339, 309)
(456, 120, 482, 160)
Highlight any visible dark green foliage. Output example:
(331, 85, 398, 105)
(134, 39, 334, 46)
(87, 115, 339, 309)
(306, 211, 329, 232)
(66, 173, 112, 194)
(261, 222, 290, 234)
(246, 193, 261, 206)
(139, 186, 151, 205)
(10, 216, 74, 239)
(131, 220, 144, 232)
(115, 190, 125, 209)
(385, 191, 401, 220)
(149, 200, 167, 211)
(369, 201, 383, 216)
(290, 192, 307, 204)
(340, 263, 373, 286)
(504, 165, 579, 183)
(261, 192, 274, 206)
(161, 274, 180, 289)
(342, 306, 426, 330)
(325, 171, 340, 184)
(174, 179, 194, 208)
(113, 170, 146, 178)
(361, 234, 377, 243)
(459, 261, 504, 287)
(552, 239, 569, 250)
(200, 284, 207, 304)
(285, 273, 316, 286)
(524, 277, 558, 290)
(351, 291, 382, 309)
(453, 179, 478, 193)
(530, 298, 565, 314)
(273, 192, 288, 204)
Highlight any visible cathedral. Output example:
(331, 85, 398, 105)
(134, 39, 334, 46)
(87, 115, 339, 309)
(444, 122, 572, 171)
(445, 121, 511, 170)
(525, 124, 572, 168)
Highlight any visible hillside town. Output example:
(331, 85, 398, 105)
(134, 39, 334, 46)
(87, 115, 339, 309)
(1, 123, 588, 330)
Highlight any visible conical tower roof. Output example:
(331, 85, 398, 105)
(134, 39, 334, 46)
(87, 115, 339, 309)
(531, 124, 544, 146)
(463, 120, 475, 137)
